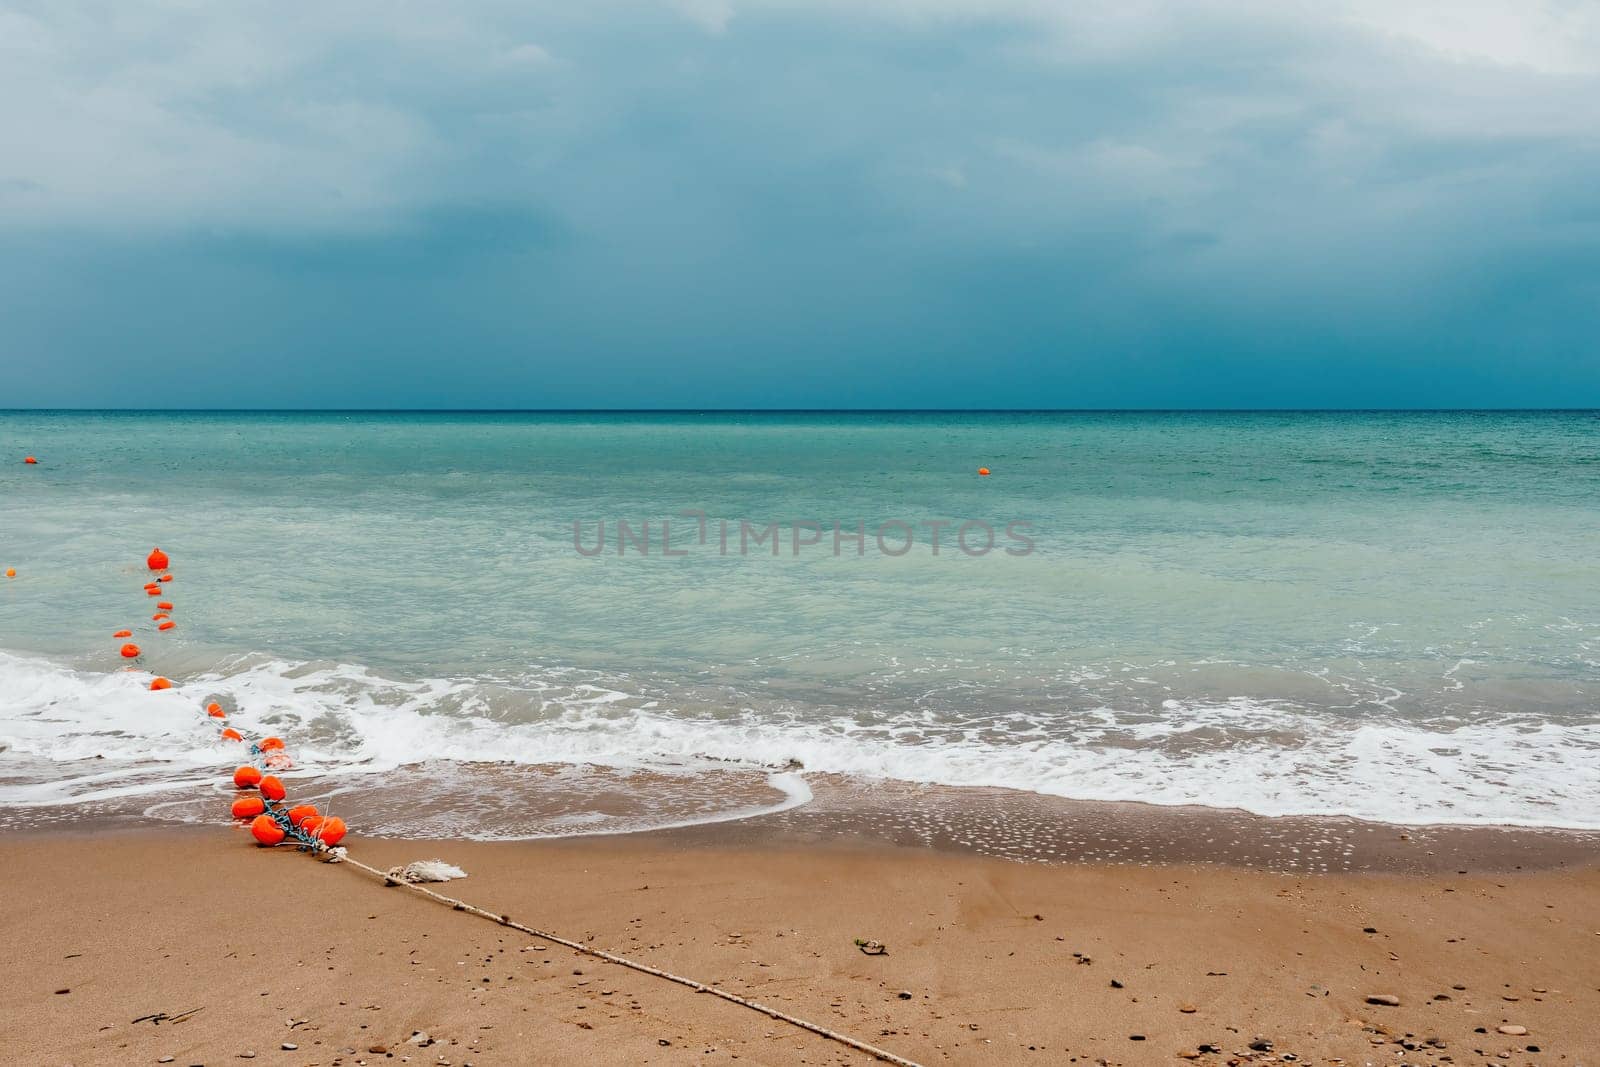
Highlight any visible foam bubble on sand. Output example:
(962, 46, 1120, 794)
(2, 648, 1598, 832)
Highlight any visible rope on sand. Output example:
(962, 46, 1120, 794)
(325, 849, 926, 1067)
(108, 547, 920, 1066)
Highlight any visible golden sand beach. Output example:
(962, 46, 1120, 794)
(5, 808, 1596, 1067)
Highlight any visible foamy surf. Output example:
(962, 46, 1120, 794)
(2, 646, 1597, 834)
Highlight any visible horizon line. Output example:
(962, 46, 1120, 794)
(2, 407, 1599, 416)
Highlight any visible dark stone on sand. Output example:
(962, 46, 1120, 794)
(1365, 994, 1401, 1006)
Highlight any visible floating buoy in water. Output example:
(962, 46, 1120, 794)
(207, 702, 226, 718)
(258, 775, 287, 802)
(157, 601, 173, 611)
(158, 621, 176, 631)
(287, 804, 319, 827)
(146, 587, 162, 596)
(231, 796, 266, 820)
(120, 643, 141, 658)
(259, 736, 285, 752)
(152, 613, 169, 621)
(149, 677, 173, 691)
(147, 548, 169, 571)
(978, 467, 990, 476)
(24, 456, 37, 464)
(158, 574, 173, 583)
(114, 630, 132, 638)
(264, 752, 294, 770)
(316, 817, 348, 846)
(233, 765, 262, 789)
(221, 728, 243, 742)
(4, 568, 14, 578)
(250, 813, 285, 846)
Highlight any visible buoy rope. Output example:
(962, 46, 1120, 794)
(113, 548, 922, 1066)
(325, 849, 926, 1067)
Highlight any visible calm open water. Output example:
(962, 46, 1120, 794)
(1, 411, 1596, 834)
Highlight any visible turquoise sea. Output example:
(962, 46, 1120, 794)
(1, 411, 1597, 834)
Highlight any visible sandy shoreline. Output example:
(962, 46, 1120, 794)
(4, 814, 1597, 1067)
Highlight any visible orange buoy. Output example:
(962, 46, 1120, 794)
(264, 752, 294, 770)
(158, 621, 176, 631)
(157, 601, 174, 611)
(258, 775, 287, 802)
(300, 814, 324, 836)
(24, 456, 38, 464)
(4, 568, 14, 578)
(120, 643, 141, 658)
(250, 813, 285, 846)
(221, 727, 244, 742)
(149, 677, 173, 691)
(315, 816, 348, 846)
(259, 736, 285, 752)
(287, 804, 319, 827)
(146, 587, 162, 596)
(231, 795, 266, 820)
(147, 548, 169, 571)
(152, 613, 169, 621)
(233, 765, 262, 789)
(207, 702, 226, 718)
(114, 629, 132, 638)
(978, 467, 990, 476)
(158, 574, 173, 582)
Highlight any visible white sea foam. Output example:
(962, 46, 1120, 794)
(1, 648, 1598, 831)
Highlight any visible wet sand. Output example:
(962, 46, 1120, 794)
(3, 811, 1598, 1066)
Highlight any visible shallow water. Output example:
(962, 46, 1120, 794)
(1, 410, 1597, 834)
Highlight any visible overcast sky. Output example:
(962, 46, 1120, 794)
(2, 0, 1597, 408)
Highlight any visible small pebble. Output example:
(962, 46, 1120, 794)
(1365, 994, 1401, 1006)
(1497, 1025, 1528, 1036)
(282, 1044, 298, 1051)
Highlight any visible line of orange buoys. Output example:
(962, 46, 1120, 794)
(119, 547, 350, 852)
